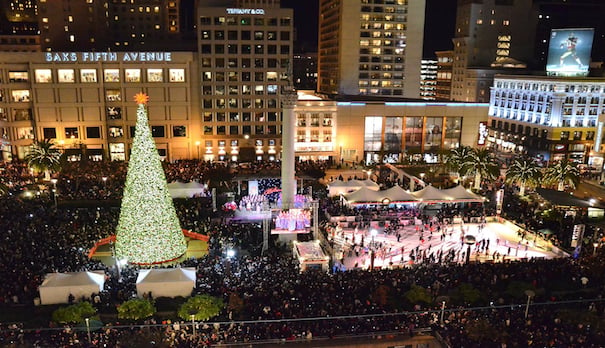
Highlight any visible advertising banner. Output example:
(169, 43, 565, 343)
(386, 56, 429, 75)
(547, 28, 594, 76)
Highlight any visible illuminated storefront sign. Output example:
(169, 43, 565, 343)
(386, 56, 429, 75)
(45, 52, 173, 63)
(226, 8, 265, 15)
(477, 122, 488, 145)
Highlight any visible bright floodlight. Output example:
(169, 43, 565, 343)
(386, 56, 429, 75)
(226, 249, 236, 258)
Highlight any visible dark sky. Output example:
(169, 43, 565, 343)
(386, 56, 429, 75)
(282, 0, 457, 58)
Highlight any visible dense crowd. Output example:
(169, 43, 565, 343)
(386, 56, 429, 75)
(0, 160, 603, 347)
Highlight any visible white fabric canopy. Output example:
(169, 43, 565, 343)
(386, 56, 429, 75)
(380, 185, 417, 202)
(344, 187, 385, 203)
(411, 185, 451, 201)
(329, 179, 379, 197)
(136, 268, 196, 298)
(39, 271, 105, 305)
(441, 185, 484, 202)
(167, 181, 205, 198)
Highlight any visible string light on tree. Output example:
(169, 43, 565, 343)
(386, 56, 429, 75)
(115, 93, 187, 264)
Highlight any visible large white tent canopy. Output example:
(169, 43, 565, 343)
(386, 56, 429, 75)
(39, 271, 105, 305)
(343, 185, 485, 205)
(328, 179, 380, 197)
(136, 268, 196, 298)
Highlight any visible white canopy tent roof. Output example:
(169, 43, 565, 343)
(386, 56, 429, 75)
(329, 179, 380, 197)
(39, 271, 105, 305)
(441, 185, 485, 202)
(380, 185, 417, 203)
(344, 186, 386, 203)
(136, 268, 196, 298)
(167, 181, 205, 198)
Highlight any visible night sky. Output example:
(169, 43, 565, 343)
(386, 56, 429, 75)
(282, 0, 457, 58)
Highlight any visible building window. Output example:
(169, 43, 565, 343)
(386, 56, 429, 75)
(103, 69, 120, 82)
(107, 107, 121, 119)
(125, 69, 141, 82)
(65, 127, 79, 138)
(172, 126, 186, 137)
(35, 69, 52, 83)
(151, 126, 165, 138)
(87, 127, 102, 139)
(229, 125, 239, 135)
(169, 69, 185, 82)
(109, 143, 125, 161)
(560, 131, 569, 140)
(11, 90, 30, 102)
(9, 71, 28, 83)
(58, 69, 75, 83)
(107, 126, 122, 138)
(17, 127, 34, 140)
(80, 69, 97, 83)
(13, 109, 32, 121)
(204, 126, 213, 135)
(43, 127, 57, 139)
(106, 89, 121, 102)
(573, 131, 582, 140)
(147, 69, 163, 82)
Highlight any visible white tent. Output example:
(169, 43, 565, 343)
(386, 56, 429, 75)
(441, 185, 485, 202)
(360, 179, 380, 190)
(380, 185, 417, 203)
(411, 185, 451, 202)
(167, 181, 205, 198)
(136, 268, 196, 298)
(39, 271, 105, 305)
(344, 187, 385, 203)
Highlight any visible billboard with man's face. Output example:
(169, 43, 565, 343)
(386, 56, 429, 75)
(547, 28, 594, 76)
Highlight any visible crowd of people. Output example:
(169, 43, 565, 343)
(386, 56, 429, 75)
(0, 159, 603, 347)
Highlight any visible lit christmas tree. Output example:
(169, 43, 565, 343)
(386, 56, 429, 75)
(115, 93, 186, 264)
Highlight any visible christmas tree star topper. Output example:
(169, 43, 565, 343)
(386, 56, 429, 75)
(134, 92, 149, 105)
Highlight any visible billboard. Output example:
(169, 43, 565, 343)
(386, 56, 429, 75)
(547, 28, 594, 76)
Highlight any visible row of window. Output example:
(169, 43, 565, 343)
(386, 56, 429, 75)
(495, 81, 605, 93)
(199, 16, 291, 27)
(200, 30, 290, 41)
(201, 71, 286, 83)
(359, 47, 405, 55)
(358, 55, 404, 63)
(359, 64, 404, 71)
(200, 44, 290, 55)
(41, 125, 189, 140)
(202, 98, 279, 109)
(15, 68, 187, 84)
(201, 57, 288, 68)
(202, 84, 279, 95)
(296, 130, 333, 143)
(202, 111, 280, 123)
(203, 125, 279, 136)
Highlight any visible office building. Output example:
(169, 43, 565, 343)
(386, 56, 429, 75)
(435, 50, 453, 101)
(317, 0, 426, 98)
(0, 0, 39, 52)
(487, 74, 605, 165)
(451, 0, 537, 102)
(196, 0, 294, 162)
(420, 59, 437, 101)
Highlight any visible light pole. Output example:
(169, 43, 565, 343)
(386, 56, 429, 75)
(593, 242, 599, 257)
(85, 317, 91, 342)
(50, 178, 58, 207)
(436, 296, 449, 326)
(188, 309, 198, 338)
(102, 176, 107, 189)
(370, 228, 377, 270)
(195, 141, 201, 159)
(524, 290, 535, 319)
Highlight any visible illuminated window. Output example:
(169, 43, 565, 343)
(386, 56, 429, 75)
(104, 69, 120, 82)
(125, 69, 141, 82)
(35, 69, 52, 83)
(80, 69, 97, 83)
(169, 69, 184, 82)
(147, 69, 163, 82)
(58, 69, 75, 83)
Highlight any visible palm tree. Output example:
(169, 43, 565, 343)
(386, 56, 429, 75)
(544, 159, 580, 191)
(505, 157, 542, 196)
(460, 148, 500, 190)
(24, 139, 62, 181)
(444, 146, 473, 178)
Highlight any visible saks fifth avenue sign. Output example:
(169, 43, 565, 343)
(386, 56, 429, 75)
(45, 52, 172, 63)
(226, 8, 265, 15)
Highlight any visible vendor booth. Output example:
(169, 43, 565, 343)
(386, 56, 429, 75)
(136, 268, 196, 298)
(39, 271, 105, 305)
(293, 240, 330, 272)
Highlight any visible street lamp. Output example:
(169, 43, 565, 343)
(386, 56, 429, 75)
(195, 141, 201, 159)
(188, 309, 198, 338)
(85, 317, 91, 342)
(102, 176, 107, 189)
(524, 289, 535, 319)
(370, 229, 377, 270)
(436, 296, 449, 326)
(593, 242, 599, 257)
(50, 178, 58, 207)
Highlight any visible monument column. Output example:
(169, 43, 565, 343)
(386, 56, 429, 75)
(281, 86, 297, 209)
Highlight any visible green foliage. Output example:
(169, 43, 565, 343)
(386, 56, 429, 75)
(51, 301, 96, 324)
(115, 101, 187, 264)
(505, 157, 542, 195)
(117, 298, 156, 321)
(505, 281, 536, 299)
(178, 294, 223, 321)
(449, 283, 484, 306)
(544, 159, 580, 191)
(404, 285, 432, 305)
(24, 139, 62, 178)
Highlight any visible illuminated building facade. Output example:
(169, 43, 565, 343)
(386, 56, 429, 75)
(420, 59, 437, 101)
(435, 50, 453, 101)
(488, 75, 605, 165)
(317, 0, 426, 98)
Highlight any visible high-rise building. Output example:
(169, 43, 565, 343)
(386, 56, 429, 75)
(37, 0, 196, 52)
(451, 0, 537, 102)
(435, 50, 453, 101)
(317, 0, 426, 98)
(0, 0, 39, 51)
(420, 59, 437, 101)
(196, 0, 293, 161)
